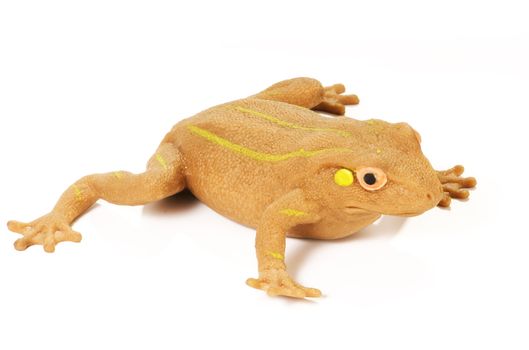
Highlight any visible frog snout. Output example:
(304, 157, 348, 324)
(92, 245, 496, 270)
(425, 184, 444, 207)
(401, 190, 442, 216)
(425, 191, 440, 206)
(409, 184, 443, 214)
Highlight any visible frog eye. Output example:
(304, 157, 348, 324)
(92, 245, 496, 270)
(356, 167, 387, 191)
(334, 168, 354, 187)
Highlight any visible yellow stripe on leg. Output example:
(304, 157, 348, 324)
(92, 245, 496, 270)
(279, 208, 308, 217)
(72, 185, 83, 201)
(155, 154, 168, 170)
(267, 251, 284, 260)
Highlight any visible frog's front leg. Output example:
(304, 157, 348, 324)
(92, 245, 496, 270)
(246, 190, 322, 298)
(7, 142, 185, 252)
(436, 165, 477, 207)
(252, 77, 358, 115)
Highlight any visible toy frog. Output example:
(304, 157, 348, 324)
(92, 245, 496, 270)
(7, 77, 476, 298)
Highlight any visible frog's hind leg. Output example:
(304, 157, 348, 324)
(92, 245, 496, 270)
(251, 77, 359, 115)
(315, 83, 360, 115)
(7, 141, 186, 252)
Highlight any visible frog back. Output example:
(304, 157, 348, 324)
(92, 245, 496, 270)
(169, 98, 356, 227)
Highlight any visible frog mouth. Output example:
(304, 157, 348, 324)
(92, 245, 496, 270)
(395, 211, 423, 217)
(343, 206, 378, 216)
(345, 206, 423, 217)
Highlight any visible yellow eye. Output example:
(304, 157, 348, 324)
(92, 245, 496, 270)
(356, 167, 387, 191)
(334, 168, 354, 187)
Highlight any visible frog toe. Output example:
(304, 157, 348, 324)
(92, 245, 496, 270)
(313, 83, 359, 115)
(436, 165, 477, 207)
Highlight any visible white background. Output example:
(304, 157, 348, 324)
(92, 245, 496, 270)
(1, 0, 528, 349)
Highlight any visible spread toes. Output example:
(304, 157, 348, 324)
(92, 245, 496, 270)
(436, 165, 477, 208)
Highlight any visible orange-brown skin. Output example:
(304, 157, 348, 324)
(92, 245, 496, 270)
(7, 77, 476, 298)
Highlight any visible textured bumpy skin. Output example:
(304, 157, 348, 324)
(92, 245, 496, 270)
(7, 77, 476, 299)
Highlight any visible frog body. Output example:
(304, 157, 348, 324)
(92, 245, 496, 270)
(7, 77, 476, 298)
(174, 98, 378, 233)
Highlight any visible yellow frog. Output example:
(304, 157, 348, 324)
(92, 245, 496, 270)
(7, 77, 476, 298)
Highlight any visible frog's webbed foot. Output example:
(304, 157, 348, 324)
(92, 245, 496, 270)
(437, 165, 477, 208)
(7, 213, 82, 253)
(246, 269, 321, 299)
(314, 83, 359, 115)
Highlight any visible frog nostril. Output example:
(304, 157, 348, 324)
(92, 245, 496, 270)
(426, 191, 441, 205)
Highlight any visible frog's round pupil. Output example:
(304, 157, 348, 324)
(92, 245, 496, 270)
(363, 173, 377, 185)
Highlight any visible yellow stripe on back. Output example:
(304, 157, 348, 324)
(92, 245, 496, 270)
(187, 124, 350, 162)
(233, 106, 351, 137)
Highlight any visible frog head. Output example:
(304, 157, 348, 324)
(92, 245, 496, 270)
(304, 120, 443, 217)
